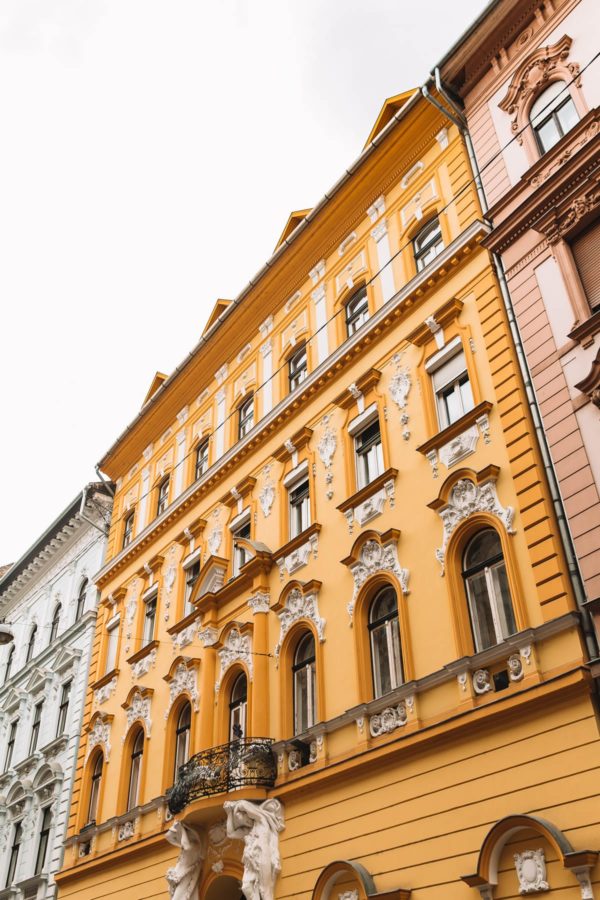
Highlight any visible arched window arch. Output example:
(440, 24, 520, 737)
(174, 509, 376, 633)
(49, 604, 61, 644)
(345, 285, 369, 337)
(229, 673, 247, 741)
(293, 632, 316, 735)
(174, 702, 191, 777)
(530, 81, 579, 155)
(462, 528, 516, 653)
(4, 645, 14, 684)
(368, 586, 403, 698)
(75, 578, 88, 622)
(26, 625, 37, 664)
(126, 728, 144, 811)
(87, 752, 103, 825)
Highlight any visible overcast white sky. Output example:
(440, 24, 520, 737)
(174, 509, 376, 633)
(0, 0, 486, 564)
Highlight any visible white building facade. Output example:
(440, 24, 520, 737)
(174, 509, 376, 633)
(0, 485, 112, 900)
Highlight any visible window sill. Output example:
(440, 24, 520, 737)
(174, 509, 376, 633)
(167, 608, 200, 636)
(13, 750, 42, 775)
(127, 640, 159, 667)
(39, 733, 69, 758)
(91, 668, 120, 692)
(274, 523, 321, 579)
(416, 401, 493, 457)
(337, 468, 398, 533)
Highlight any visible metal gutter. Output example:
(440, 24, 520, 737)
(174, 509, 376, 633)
(96, 89, 424, 470)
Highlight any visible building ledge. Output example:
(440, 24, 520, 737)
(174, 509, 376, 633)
(568, 308, 600, 347)
(91, 668, 120, 692)
(416, 401, 493, 456)
(126, 640, 159, 667)
(39, 733, 69, 759)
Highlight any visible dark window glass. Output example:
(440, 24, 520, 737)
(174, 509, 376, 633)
(195, 439, 210, 480)
(174, 703, 192, 777)
(127, 729, 144, 810)
(229, 673, 247, 740)
(238, 396, 254, 439)
(29, 701, 43, 755)
(75, 579, 88, 621)
(184, 561, 200, 616)
(26, 625, 37, 663)
(56, 681, 71, 737)
(293, 632, 316, 735)
(289, 478, 310, 539)
(123, 512, 135, 548)
(345, 287, 369, 336)
(87, 753, 103, 825)
(530, 82, 579, 154)
(6, 822, 22, 888)
(355, 419, 383, 489)
(157, 478, 170, 517)
(232, 520, 251, 576)
(289, 345, 308, 392)
(49, 604, 61, 643)
(369, 587, 403, 698)
(463, 529, 516, 652)
(4, 720, 17, 772)
(35, 807, 52, 874)
(413, 218, 444, 271)
(142, 596, 157, 646)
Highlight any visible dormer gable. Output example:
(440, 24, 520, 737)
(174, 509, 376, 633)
(364, 89, 416, 147)
(142, 372, 168, 407)
(203, 299, 232, 335)
(274, 209, 312, 251)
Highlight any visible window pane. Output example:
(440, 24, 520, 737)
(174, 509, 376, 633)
(466, 570, 498, 652)
(371, 623, 394, 697)
(556, 97, 579, 134)
(389, 618, 403, 688)
(537, 117, 561, 153)
(489, 559, 516, 639)
(459, 376, 475, 415)
(443, 384, 463, 425)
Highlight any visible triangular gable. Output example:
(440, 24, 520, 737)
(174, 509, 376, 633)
(51, 646, 82, 674)
(3, 687, 24, 713)
(202, 299, 232, 336)
(24, 667, 52, 695)
(142, 372, 168, 406)
(190, 555, 229, 604)
(364, 89, 416, 147)
(274, 209, 312, 251)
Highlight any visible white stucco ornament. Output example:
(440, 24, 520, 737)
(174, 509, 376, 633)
(274, 588, 325, 660)
(317, 415, 337, 500)
(165, 821, 206, 900)
(434, 477, 514, 575)
(514, 849, 549, 894)
(123, 690, 152, 737)
(165, 662, 199, 716)
(216, 628, 253, 692)
(224, 799, 285, 900)
(347, 539, 409, 624)
(259, 465, 276, 518)
(86, 715, 112, 761)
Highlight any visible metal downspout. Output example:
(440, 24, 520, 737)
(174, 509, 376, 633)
(422, 70, 599, 659)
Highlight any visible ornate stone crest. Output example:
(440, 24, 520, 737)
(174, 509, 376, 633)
(514, 849, 549, 893)
(216, 628, 253, 693)
(274, 588, 325, 660)
(165, 662, 199, 716)
(87, 715, 112, 761)
(123, 690, 152, 737)
(346, 539, 409, 624)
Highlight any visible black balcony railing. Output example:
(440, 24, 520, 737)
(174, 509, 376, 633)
(166, 737, 277, 814)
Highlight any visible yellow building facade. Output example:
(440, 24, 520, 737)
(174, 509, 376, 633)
(56, 86, 600, 900)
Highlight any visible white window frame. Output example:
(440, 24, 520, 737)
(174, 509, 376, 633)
(349, 404, 383, 490)
(284, 460, 311, 540)
(142, 587, 158, 647)
(230, 509, 251, 577)
(104, 614, 120, 674)
(426, 336, 474, 430)
(182, 550, 201, 618)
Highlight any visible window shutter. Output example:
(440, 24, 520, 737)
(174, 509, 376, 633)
(571, 218, 600, 311)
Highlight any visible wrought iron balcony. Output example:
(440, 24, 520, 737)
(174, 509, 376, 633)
(166, 737, 276, 814)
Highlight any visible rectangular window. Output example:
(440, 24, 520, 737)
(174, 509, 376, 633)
(29, 701, 43, 755)
(288, 345, 308, 392)
(289, 478, 310, 539)
(238, 396, 254, 439)
(6, 822, 21, 888)
(414, 217, 444, 272)
(142, 594, 157, 646)
(345, 287, 369, 337)
(232, 520, 251, 577)
(56, 681, 71, 737)
(157, 478, 170, 517)
(355, 419, 383, 490)
(183, 560, 200, 617)
(104, 616, 120, 674)
(123, 511, 135, 548)
(4, 720, 17, 772)
(570, 217, 600, 311)
(195, 439, 209, 480)
(35, 807, 52, 874)
(431, 348, 474, 429)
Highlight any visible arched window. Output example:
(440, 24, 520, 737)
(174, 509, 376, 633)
(293, 633, 316, 735)
(345, 286, 369, 337)
(530, 81, 579, 154)
(75, 579, 88, 622)
(4, 645, 14, 684)
(174, 703, 191, 777)
(26, 625, 37, 663)
(413, 217, 444, 271)
(127, 729, 144, 811)
(229, 673, 247, 741)
(369, 586, 403, 698)
(87, 753, 103, 825)
(462, 528, 516, 653)
(49, 604, 61, 643)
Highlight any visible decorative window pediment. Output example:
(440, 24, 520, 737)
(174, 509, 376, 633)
(272, 580, 325, 660)
(341, 528, 409, 625)
(163, 658, 200, 716)
(51, 646, 82, 675)
(190, 555, 229, 603)
(215, 625, 253, 693)
(24, 667, 53, 696)
(121, 688, 153, 738)
(86, 713, 113, 761)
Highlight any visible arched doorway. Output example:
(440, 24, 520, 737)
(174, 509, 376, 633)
(204, 874, 244, 900)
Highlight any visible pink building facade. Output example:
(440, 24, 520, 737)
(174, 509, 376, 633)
(440, 0, 600, 627)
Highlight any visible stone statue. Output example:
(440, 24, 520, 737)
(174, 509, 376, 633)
(165, 820, 205, 900)
(224, 799, 285, 900)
